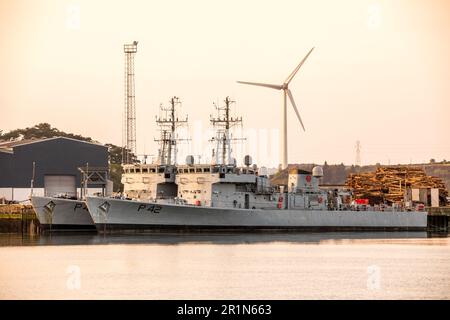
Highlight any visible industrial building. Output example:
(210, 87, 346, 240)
(0, 137, 109, 202)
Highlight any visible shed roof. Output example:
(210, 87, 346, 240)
(0, 136, 107, 149)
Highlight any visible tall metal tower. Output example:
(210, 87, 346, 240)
(123, 41, 138, 164)
(355, 140, 361, 166)
(210, 97, 244, 165)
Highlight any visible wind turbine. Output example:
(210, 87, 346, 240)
(237, 47, 314, 170)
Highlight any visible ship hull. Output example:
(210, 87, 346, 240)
(86, 196, 428, 233)
(31, 196, 96, 231)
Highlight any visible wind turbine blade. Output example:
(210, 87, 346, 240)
(236, 81, 283, 90)
(284, 47, 314, 85)
(287, 89, 305, 131)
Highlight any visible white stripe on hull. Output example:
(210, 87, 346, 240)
(31, 196, 94, 228)
(85, 196, 428, 232)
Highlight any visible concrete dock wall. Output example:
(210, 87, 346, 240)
(0, 204, 40, 234)
(427, 207, 450, 232)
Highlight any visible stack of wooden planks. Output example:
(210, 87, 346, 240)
(346, 166, 448, 204)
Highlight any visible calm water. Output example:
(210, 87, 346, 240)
(0, 232, 449, 299)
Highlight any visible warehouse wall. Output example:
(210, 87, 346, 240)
(0, 151, 12, 186)
(0, 138, 108, 188)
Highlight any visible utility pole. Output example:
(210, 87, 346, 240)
(29, 161, 35, 199)
(355, 140, 361, 167)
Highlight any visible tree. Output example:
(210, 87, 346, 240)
(430, 158, 436, 164)
(0, 123, 93, 142)
(105, 144, 124, 165)
(109, 163, 124, 192)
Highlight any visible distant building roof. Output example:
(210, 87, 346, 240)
(0, 136, 107, 149)
(0, 147, 13, 154)
(0, 138, 40, 149)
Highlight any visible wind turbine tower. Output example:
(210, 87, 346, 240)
(123, 41, 138, 164)
(237, 47, 314, 170)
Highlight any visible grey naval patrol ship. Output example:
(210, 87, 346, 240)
(31, 166, 110, 231)
(31, 196, 95, 231)
(86, 97, 427, 233)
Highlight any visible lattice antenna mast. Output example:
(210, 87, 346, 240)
(155, 96, 189, 165)
(210, 96, 245, 165)
(355, 140, 361, 166)
(123, 41, 138, 164)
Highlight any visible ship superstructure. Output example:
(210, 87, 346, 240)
(176, 162, 328, 210)
(174, 97, 301, 209)
(121, 96, 188, 201)
(176, 96, 255, 206)
(85, 96, 426, 233)
(174, 97, 328, 210)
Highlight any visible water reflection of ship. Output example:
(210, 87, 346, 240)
(0, 231, 430, 247)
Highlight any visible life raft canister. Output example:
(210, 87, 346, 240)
(318, 196, 323, 204)
(277, 196, 283, 209)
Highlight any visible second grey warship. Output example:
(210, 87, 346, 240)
(86, 97, 427, 232)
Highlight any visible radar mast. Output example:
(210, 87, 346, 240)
(155, 96, 189, 165)
(210, 96, 244, 165)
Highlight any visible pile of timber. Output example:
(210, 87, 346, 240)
(346, 166, 448, 204)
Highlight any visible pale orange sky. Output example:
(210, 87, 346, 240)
(0, 0, 449, 167)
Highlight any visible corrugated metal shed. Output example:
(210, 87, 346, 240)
(0, 137, 108, 188)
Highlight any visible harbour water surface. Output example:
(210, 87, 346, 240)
(0, 232, 449, 299)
